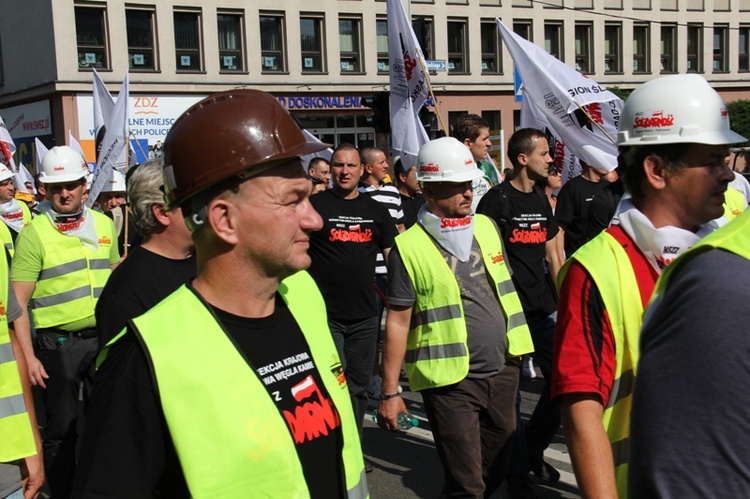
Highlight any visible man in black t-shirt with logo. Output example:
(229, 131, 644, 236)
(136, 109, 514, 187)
(477, 128, 565, 496)
(73, 90, 367, 498)
(308, 143, 397, 436)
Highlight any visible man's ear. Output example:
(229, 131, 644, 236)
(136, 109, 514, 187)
(643, 154, 668, 191)
(205, 196, 239, 245)
(463, 138, 473, 148)
(364, 163, 373, 175)
(151, 203, 171, 227)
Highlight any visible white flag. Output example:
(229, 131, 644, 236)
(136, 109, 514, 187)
(68, 130, 86, 159)
(301, 129, 333, 164)
(387, 0, 430, 169)
(521, 93, 581, 185)
(35, 138, 49, 174)
(497, 19, 622, 172)
(93, 68, 114, 138)
(88, 74, 129, 208)
(0, 116, 17, 171)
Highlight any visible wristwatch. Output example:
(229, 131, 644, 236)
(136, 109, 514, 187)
(379, 385, 403, 400)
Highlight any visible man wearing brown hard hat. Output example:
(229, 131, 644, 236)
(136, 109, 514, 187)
(73, 90, 368, 498)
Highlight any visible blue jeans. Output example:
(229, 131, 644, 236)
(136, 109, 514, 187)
(510, 310, 562, 476)
(329, 317, 379, 438)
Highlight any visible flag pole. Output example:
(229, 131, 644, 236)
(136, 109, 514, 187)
(574, 102, 616, 144)
(417, 54, 449, 137)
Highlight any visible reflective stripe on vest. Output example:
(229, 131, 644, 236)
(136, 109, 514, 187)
(27, 211, 114, 329)
(0, 222, 14, 258)
(0, 248, 36, 462)
(396, 214, 534, 392)
(558, 231, 643, 499)
(129, 272, 368, 498)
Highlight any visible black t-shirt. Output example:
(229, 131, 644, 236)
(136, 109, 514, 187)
(555, 175, 609, 256)
(75, 291, 346, 498)
(308, 190, 397, 320)
(629, 250, 750, 497)
(95, 246, 197, 346)
(399, 192, 427, 229)
(587, 179, 624, 240)
(477, 182, 558, 316)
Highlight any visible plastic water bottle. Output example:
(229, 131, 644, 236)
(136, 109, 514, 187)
(372, 409, 419, 430)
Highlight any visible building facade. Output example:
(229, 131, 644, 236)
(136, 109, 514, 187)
(0, 0, 748, 170)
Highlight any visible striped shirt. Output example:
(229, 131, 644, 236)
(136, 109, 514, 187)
(359, 183, 404, 275)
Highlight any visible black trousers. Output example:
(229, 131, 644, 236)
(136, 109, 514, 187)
(422, 365, 520, 499)
(36, 332, 98, 499)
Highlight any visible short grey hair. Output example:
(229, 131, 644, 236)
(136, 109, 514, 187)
(128, 157, 165, 238)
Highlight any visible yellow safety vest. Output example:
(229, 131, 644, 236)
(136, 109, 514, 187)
(723, 186, 747, 221)
(26, 211, 114, 329)
(0, 202, 32, 258)
(0, 247, 36, 462)
(558, 231, 643, 499)
(396, 214, 534, 392)
(128, 271, 368, 499)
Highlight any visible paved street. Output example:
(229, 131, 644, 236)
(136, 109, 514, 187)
(363, 370, 581, 498)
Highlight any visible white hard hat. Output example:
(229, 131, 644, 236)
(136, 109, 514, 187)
(39, 146, 89, 184)
(617, 74, 747, 147)
(0, 163, 14, 183)
(100, 170, 126, 193)
(415, 137, 485, 183)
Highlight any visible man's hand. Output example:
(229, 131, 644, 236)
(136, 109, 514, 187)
(26, 356, 48, 389)
(377, 396, 408, 431)
(20, 453, 44, 499)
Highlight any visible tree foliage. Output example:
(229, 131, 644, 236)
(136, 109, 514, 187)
(727, 100, 750, 151)
(607, 86, 632, 101)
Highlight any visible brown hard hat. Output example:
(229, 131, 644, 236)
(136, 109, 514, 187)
(163, 89, 328, 209)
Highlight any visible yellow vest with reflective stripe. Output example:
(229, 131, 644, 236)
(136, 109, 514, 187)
(0, 247, 36, 462)
(558, 231, 643, 498)
(130, 271, 368, 499)
(396, 214, 534, 392)
(0, 202, 32, 258)
(723, 186, 747, 221)
(27, 211, 114, 329)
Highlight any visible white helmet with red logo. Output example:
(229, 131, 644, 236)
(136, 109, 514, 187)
(39, 146, 89, 184)
(415, 137, 485, 183)
(0, 163, 14, 183)
(100, 170, 126, 193)
(617, 74, 747, 147)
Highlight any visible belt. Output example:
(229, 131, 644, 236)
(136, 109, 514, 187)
(37, 328, 98, 339)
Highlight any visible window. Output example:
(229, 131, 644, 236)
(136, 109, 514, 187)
(604, 23, 622, 73)
(512, 0, 533, 6)
(513, 20, 532, 41)
(174, 10, 203, 71)
(687, 23, 703, 73)
(75, 4, 109, 69)
(218, 12, 245, 72)
(482, 111, 501, 131)
(575, 23, 593, 73)
(740, 26, 749, 72)
(260, 13, 286, 73)
(376, 17, 388, 73)
(603, 0, 623, 7)
(573, 0, 594, 8)
(686, 0, 704, 9)
(481, 20, 501, 73)
(633, 24, 650, 73)
(713, 25, 728, 72)
(714, 0, 730, 10)
(339, 16, 363, 73)
(126, 7, 157, 71)
(412, 17, 435, 60)
(661, 0, 678, 9)
(633, 0, 651, 8)
(447, 19, 468, 74)
(544, 22, 563, 60)
(300, 14, 325, 73)
(661, 24, 677, 73)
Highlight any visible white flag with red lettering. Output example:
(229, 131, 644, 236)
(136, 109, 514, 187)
(388, 0, 430, 169)
(497, 19, 622, 173)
